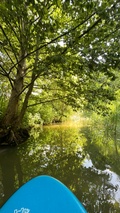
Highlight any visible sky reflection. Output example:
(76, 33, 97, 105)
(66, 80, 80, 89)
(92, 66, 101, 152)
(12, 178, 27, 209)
(83, 156, 120, 203)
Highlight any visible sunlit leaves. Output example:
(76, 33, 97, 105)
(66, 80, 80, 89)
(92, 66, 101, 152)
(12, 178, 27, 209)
(0, 0, 120, 124)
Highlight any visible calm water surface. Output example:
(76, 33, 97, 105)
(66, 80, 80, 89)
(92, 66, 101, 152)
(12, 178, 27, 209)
(0, 122, 120, 212)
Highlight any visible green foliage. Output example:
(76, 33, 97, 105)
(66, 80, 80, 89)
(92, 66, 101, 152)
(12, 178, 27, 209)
(104, 101, 120, 138)
(85, 90, 120, 142)
(38, 104, 55, 125)
(26, 101, 72, 126)
(0, 77, 10, 119)
(0, 0, 120, 126)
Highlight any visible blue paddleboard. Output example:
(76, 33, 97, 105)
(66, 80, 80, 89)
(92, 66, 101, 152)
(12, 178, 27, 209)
(1, 175, 87, 213)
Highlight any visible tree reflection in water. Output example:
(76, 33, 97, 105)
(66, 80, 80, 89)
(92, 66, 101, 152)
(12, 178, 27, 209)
(0, 148, 23, 205)
(0, 124, 120, 212)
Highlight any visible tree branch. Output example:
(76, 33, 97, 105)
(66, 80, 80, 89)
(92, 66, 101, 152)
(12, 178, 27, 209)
(0, 64, 8, 76)
(5, 19, 22, 46)
(77, 18, 101, 39)
(2, 47, 15, 65)
(14, 16, 102, 97)
(9, 12, 96, 71)
(0, 24, 19, 63)
(0, 65, 14, 89)
(61, 17, 101, 55)
(27, 97, 66, 108)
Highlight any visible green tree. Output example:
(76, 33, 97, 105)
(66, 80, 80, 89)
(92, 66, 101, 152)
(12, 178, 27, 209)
(0, 0, 119, 144)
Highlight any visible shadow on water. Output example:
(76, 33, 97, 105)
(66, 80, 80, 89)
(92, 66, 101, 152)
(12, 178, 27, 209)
(0, 147, 23, 205)
(0, 123, 120, 212)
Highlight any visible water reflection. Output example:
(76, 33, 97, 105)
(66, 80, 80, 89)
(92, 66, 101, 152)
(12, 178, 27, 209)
(0, 148, 23, 204)
(83, 158, 120, 203)
(0, 124, 120, 212)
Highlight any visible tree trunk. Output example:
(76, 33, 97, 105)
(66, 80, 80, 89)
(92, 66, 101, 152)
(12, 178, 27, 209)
(1, 62, 24, 128)
(0, 55, 29, 146)
(18, 73, 35, 125)
(0, 33, 40, 145)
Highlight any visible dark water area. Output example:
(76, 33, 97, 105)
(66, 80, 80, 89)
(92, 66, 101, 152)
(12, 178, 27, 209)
(0, 122, 120, 212)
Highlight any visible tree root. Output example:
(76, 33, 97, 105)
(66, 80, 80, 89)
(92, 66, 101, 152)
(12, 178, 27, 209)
(0, 128, 30, 146)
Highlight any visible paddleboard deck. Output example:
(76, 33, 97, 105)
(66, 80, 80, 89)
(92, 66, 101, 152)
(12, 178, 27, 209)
(1, 175, 87, 213)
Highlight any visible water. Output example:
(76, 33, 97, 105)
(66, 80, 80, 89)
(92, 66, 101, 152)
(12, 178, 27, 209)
(0, 123, 120, 212)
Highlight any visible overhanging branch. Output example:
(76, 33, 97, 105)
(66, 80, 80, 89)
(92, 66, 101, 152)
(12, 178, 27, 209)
(27, 97, 66, 108)
(9, 12, 96, 71)
(61, 17, 101, 55)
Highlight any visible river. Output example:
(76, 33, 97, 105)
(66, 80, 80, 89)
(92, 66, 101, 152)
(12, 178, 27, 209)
(0, 121, 120, 212)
